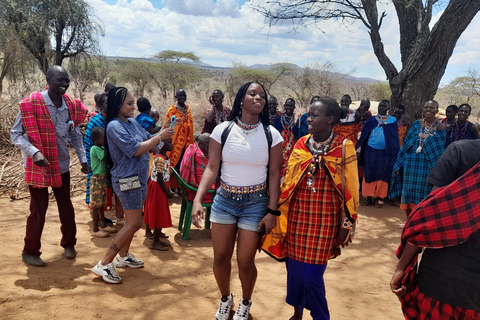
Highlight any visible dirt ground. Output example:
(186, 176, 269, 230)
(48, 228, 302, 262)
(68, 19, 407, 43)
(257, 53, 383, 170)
(0, 192, 406, 320)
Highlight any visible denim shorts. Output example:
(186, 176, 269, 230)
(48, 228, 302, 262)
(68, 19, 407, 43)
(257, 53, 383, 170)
(111, 180, 147, 210)
(210, 188, 269, 232)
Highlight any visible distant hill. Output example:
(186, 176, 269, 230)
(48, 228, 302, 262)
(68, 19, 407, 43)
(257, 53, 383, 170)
(105, 55, 381, 83)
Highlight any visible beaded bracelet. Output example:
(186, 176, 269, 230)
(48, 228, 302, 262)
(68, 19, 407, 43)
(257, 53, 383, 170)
(266, 208, 281, 216)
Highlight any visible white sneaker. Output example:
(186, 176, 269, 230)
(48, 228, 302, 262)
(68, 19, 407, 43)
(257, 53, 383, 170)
(233, 298, 252, 320)
(215, 293, 234, 320)
(92, 261, 122, 284)
(114, 253, 144, 268)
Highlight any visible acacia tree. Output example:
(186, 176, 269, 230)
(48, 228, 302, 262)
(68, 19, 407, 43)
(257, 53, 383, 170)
(117, 60, 153, 97)
(1, 0, 103, 74)
(154, 50, 200, 64)
(68, 54, 98, 101)
(153, 50, 203, 95)
(281, 62, 348, 109)
(443, 67, 480, 104)
(250, 0, 480, 122)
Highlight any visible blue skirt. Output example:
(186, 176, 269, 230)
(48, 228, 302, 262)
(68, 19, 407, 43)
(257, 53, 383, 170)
(286, 257, 330, 320)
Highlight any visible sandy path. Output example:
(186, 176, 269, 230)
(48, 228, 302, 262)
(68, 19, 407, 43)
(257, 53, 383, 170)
(0, 194, 405, 319)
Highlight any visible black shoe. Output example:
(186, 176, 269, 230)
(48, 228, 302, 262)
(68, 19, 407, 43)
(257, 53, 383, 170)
(64, 247, 77, 259)
(22, 253, 46, 267)
(99, 218, 115, 227)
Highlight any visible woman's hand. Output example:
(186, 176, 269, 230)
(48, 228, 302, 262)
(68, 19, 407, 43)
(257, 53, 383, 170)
(258, 213, 277, 235)
(390, 268, 407, 299)
(191, 201, 204, 229)
(158, 128, 175, 142)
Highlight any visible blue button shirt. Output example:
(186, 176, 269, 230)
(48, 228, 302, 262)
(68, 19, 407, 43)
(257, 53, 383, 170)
(107, 118, 152, 186)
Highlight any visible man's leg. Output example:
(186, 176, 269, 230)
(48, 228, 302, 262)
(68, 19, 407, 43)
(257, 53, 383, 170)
(23, 185, 49, 256)
(52, 172, 77, 249)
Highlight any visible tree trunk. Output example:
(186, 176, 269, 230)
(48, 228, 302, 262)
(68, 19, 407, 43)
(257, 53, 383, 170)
(389, 0, 480, 125)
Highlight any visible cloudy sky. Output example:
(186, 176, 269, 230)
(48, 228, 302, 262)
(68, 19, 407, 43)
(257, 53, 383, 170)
(87, 0, 480, 85)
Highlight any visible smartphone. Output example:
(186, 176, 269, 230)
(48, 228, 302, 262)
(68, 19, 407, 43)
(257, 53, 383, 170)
(170, 115, 176, 129)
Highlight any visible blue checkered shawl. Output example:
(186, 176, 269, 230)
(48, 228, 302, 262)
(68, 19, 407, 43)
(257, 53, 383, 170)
(84, 113, 106, 205)
(357, 116, 399, 182)
(389, 120, 446, 204)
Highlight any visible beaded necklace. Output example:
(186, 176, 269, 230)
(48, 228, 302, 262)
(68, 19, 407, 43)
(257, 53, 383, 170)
(280, 113, 295, 130)
(214, 106, 225, 125)
(449, 121, 469, 142)
(269, 113, 277, 124)
(306, 131, 334, 192)
(176, 104, 188, 121)
(416, 118, 438, 153)
(370, 114, 389, 143)
(236, 117, 261, 130)
(236, 117, 261, 145)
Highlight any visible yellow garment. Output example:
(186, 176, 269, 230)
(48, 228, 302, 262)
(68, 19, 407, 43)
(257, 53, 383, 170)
(164, 104, 194, 168)
(262, 134, 359, 261)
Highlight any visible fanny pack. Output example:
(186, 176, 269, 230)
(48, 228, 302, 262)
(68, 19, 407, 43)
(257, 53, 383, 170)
(119, 175, 141, 191)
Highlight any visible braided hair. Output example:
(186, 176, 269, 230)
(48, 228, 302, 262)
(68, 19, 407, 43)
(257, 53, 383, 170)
(228, 82, 270, 126)
(104, 87, 129, 183)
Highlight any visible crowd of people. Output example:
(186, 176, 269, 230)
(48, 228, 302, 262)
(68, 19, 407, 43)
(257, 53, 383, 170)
(10, 65, 480, 319)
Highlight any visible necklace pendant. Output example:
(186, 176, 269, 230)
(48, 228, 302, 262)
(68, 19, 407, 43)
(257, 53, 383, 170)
(242, 138, 247, 145)
(416, 146, 422, 154)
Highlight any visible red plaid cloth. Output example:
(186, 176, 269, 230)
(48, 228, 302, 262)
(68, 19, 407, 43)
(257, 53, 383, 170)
(179, 143, 212, 202)
(284, 165, 341, 264)
(396, 161, 480, 319)
(404, 286, 479, 320)
(20, 92, 87, 188)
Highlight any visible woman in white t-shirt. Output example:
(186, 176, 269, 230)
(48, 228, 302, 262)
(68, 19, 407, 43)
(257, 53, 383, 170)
(192, 82, 283, 320)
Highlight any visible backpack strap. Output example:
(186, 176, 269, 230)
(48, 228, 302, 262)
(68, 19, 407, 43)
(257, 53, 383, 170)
(218, 120, 235, 179)
(263, 123, 273, 150)
(221, 120, 235, 151)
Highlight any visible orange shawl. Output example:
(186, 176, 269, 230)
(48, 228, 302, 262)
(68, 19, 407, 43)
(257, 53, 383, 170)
(262, 134, 359, 261)
(164, 105, 194, 168)
(333, 122, 361, 147)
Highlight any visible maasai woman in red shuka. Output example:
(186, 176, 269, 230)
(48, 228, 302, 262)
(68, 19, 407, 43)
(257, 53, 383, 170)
(265, 98, 359, 320)
(390, 161, 480, 320)
(273, 98, 300, 177)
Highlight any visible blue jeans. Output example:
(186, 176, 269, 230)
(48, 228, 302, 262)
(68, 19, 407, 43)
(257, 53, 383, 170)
(111, 180, 147, 210)
(210, 188, 268, 232)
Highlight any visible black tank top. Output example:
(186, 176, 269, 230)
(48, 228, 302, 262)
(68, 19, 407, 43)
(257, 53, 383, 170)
(418, 231, 480, 311)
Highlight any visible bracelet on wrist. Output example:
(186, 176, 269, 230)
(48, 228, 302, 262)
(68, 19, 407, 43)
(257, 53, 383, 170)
(266, 208, 281, 216)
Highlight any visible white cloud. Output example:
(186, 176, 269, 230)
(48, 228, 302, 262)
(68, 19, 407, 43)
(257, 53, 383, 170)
(166, 0, 214, 16)
(131, 0, 156, 11)
(213, 0, 240, 18)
